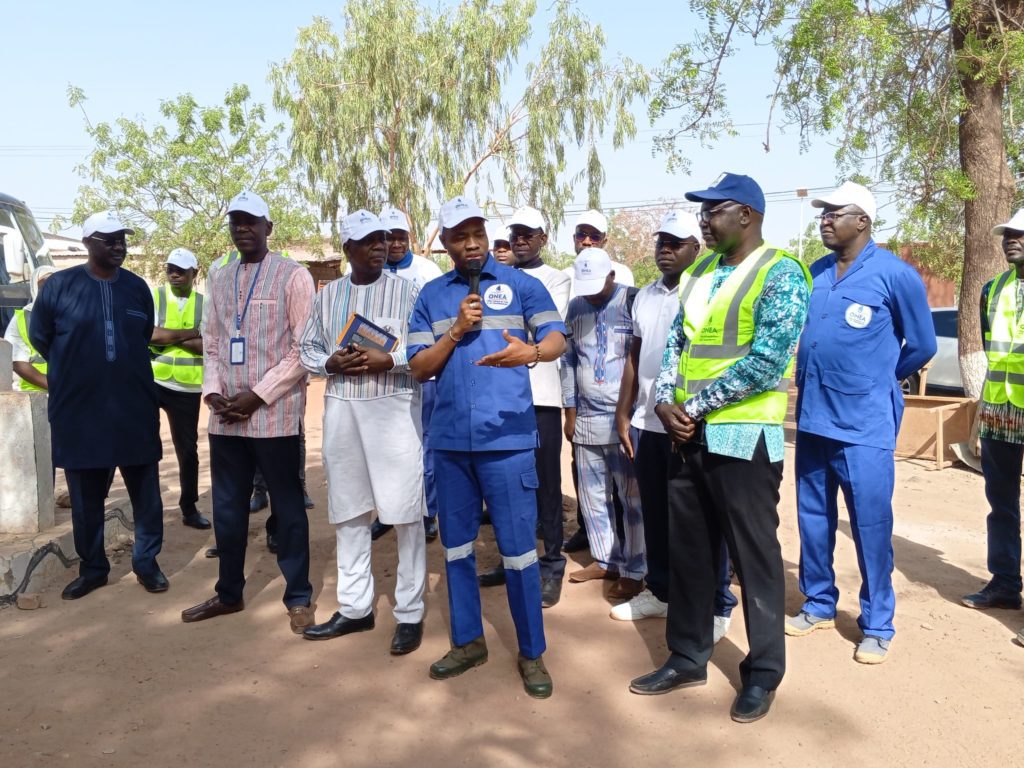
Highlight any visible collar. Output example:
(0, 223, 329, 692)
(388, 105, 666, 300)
(830, 238, 877, 281)
(387, 250, 414, 272)
(445, 252, 500, 284)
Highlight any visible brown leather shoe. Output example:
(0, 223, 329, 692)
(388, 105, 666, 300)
(608, 577, 644, 601)
(568, 562, 618, 583)
(289, 603, 316, 634)
(181, 595, 244, 623)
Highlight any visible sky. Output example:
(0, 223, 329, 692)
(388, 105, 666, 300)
(1, 0, 885, 252)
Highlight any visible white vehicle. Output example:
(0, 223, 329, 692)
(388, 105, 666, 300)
(902, 307, 962, 395)
(0, 193, 53, 335)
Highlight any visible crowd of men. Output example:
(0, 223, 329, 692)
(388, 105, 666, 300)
(9, 173, 1024, 724)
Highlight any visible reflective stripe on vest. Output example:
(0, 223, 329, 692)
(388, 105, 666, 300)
(674, 247, 811, 425)
(982, 270, 1024, 408)
(14, 308, 46, 392)
(150, 286, 204, 389)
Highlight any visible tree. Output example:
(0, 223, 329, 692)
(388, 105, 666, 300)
(64, 84, 320, 272)
(652, 0, 1024, 396)
(269, 0, 648, 251)
(605, 205, 677, 288)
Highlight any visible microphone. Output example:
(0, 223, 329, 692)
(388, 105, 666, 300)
(466, 258, 482, 296)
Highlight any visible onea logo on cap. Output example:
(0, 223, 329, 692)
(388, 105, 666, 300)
(454, 200, 468, 210)
(359, 214, 372, 223)
(580, 262, 595, 276)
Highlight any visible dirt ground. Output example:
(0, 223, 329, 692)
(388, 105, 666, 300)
(1, 378, 1021, 768)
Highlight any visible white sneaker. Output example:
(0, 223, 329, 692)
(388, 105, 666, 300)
(713, 615, 731, 644)
(609, 589, 668, 621)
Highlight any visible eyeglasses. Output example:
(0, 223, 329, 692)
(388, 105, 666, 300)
(573, 230, 605, 242)
(88, 234, 127, 247)
(655, 236, 696, 250)
(509, 230, 543, 243)
(697, 202, 741, 223)
(815, 211, 861, 223)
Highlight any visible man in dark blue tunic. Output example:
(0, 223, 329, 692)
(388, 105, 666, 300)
(30, 211, 167, 600)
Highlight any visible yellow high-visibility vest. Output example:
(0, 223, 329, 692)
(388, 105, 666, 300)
(983, 270, 1024, 408)
(150, 286, 204, 390)
(14, 308, 46, 392)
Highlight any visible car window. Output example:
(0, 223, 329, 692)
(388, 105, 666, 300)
(932, 310, 957, 339)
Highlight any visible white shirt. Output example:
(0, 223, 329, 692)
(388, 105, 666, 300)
(3, 310, 32, 390)
(344, 253, 443, 291)
(562, 260, 635, 290)
(630, 277, 679, 433)
(521, 263, 571, 408)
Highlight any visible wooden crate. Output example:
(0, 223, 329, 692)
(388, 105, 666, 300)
(896, 395, 978, 470)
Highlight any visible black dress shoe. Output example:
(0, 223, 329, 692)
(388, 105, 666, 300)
(629, 663, 707, 695)
(730, 685, 775, 723)
(303, 611, 375, 640)
(962, 587, 1023, 610)
(424, 516, 439, 542)
(541, 578, 562, 608)
(249, 490, 269, 513)
(371, 520, 394, 540)
(390, 622, 424, 655)
(136, 569, 170, 593)
(563, 528, 589, 553)
(267, 533, 278, 554)
(182, 512, 212, 530)
(303, 493, 315, 510)
(205, 547, 220, 558)
(478, 566, 506, 587)
(61, 575, 108, 600)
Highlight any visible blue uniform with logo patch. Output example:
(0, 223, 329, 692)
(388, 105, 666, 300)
(794, 240, 935, 639)
(407, 254, 566, 658)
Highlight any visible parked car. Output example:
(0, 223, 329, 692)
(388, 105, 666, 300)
(902, 307, 962, 395)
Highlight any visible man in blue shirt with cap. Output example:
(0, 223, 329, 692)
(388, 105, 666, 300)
(786, 182, 935, 665)
(407, 196, 566, 698)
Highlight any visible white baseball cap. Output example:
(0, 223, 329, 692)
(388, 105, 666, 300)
(992, 209, 1024, 236)
(439, 196, 487, 231)
(508, 205, 546, 232)
(82, 210, 135, 238)
(166, 248, 198, 270)
(227, 190, 272, 222)
(575, 209, 608, 234)
(379, 205, 410, 232)
(572, 247, 614, 297)
(486, 219, 510, 246)
(811, 181, 877, 222)
(341, 209, 388, 245)
(654, 210, 702, 243)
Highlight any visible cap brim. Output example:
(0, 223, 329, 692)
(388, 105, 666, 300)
(684, 188, 732, 204)
(993, 224, 1014, 236)
(572, 275, 610, 297)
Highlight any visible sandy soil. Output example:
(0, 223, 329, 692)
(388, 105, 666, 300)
(1, 379, 1021, 768)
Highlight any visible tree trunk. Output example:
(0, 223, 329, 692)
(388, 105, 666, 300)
(954, 6, 1015, 398)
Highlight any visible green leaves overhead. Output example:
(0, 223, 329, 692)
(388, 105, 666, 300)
(269, 0, 648, 249)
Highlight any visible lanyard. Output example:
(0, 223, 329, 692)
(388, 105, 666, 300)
(234, 259, 264, 333)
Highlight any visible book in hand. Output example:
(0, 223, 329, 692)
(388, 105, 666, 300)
(336, 312, 399, 353)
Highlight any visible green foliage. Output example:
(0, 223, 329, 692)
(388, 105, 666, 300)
(63, 85, 320, 274)
(787, 221, 830, 266)
(270, 0, 649, 251)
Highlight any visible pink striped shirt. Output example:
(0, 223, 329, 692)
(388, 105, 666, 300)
(202, 252, 314, 437)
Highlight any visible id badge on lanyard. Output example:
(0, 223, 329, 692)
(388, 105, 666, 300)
(232, 259, 264, 365)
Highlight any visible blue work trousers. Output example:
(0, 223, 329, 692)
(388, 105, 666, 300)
(422, 380, 439, 520)
(980, 438, 1024, 594)
(435, 449, 546, 659)
(66, 463, 164, 581)
(796, 432, 896, 640)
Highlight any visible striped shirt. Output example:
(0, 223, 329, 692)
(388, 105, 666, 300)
(202, 252, 314, 438)
(299, 271, 419, 400)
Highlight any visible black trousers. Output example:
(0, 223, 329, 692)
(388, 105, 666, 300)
(535, 406, 565, 580)
(66, 463, 164, 580)
(157, 386, 202, 516)
(666, 435, 785, 690)
(209, 434, 312, 608)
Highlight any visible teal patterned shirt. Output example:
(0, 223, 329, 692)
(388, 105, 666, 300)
(655, 254, 810, 461)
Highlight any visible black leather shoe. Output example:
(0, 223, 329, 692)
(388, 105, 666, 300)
(61, 575, 108, 600)
(962, 587, 1022, 610)
(303, 493, 315, 510)
(424, 516, 438, 542)
(390, 622, 424, 655)
(478, 566, 506, 587)
(205, 547, 220, 558)
(629, 663, 707, 695)
(136, 569, 170, 593)
(249, 490, 268, 513)
(730, 685, 775, 723)
(371, 520, 394, 540)
(303, 611, 375, 640)
(267, 533, 278, 554)
(541, 578, 562, 608)
(563, 527, 589, 553)
(182, 512, 212, 530)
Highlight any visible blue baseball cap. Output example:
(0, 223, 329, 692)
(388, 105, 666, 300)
(684, 173, 766, 215)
